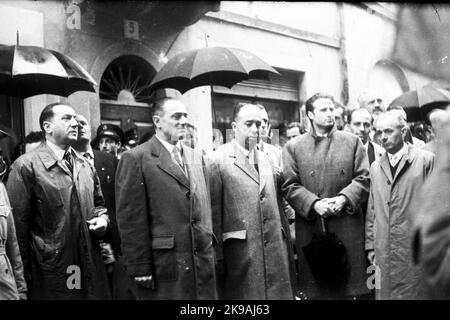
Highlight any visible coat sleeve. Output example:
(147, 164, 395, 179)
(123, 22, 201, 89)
(365, 169, 375, 251)
(5, 205, 27, 299)
(281, 142, 319, 220)
(338, 137, 370, 215)
(115, 151, 152, 277)
(207, 157, 224, 263)
(6, 160, 33, 284)
(413, 148, 450, 298)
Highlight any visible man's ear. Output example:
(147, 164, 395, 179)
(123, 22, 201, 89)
(231, 121, 237, 131)
(307, 111, 314, 121)
(43, 121, 52, 135)
(152, 115, 160, 128)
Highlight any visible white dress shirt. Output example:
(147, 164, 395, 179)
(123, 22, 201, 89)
(155, 134, 184, 166)
(387, 143, 408, 167)
(46, 140, 69, 161)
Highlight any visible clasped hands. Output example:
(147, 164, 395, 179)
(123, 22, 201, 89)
(313, 195, 347, 218)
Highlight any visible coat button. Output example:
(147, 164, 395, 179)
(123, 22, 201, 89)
(387, 181, 391, 185)
(191, 219, 196, 227)
(259, 193, 264, 201)
(264, 240, 269, 247)
(186, 191, 190, 198)
(193, 248, 198, 255)
(263, 217, 268, 224)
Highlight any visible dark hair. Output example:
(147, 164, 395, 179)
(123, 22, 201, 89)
(39, 103, 65, 132)
(232, 102, 261, 122)
(287, 122, 305, 134)
(305, 92, 335, 115)
(348, 107, 373, 125)
(24, 131, 45, 144)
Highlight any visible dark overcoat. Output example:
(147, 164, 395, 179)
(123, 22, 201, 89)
(282, 127, 370, 298)
(209, 141, 294, 300)
(93, 150, 120, 256)
(115, 136, 217, 300)
(6, 142, 111, 299)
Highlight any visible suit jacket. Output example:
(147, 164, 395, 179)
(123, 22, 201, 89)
(93, 150, 120, 256)
(209, 141, 294, 300)
(7, 142, 110, 299)
(115, 136, 217, 300)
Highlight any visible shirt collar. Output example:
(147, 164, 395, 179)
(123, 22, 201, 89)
(46, 140, 69, 161)
(84, 146, 95, 159)
(156, 134, 182, 155)
(387, 143, 408, 167)
(233, 139, 257, 158)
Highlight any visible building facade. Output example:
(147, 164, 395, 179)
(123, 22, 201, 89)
(0, 1, 447, 153)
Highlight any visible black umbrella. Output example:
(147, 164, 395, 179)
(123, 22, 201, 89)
(0, 44, 97, 98)
(389, 85, 450, 122)
(148, 46, 280, 94)
(302, 217, 350, 291)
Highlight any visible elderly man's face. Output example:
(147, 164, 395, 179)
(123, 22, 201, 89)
(76, 114, 91, 143)
(44, 104, 78, 147)
(349, 109, 372, 144)
(232, 104, 262, 150)
(99, 136, 121, 155)
(153, 99, 188, 145)
(376, 115, 405, 154)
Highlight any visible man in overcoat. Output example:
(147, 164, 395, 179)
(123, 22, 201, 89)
(7, 103, 111, 299)
(366, 111, 434, 299)
(115, 97, 217, 300)
(282, 92, 370, 299)
(209, 102, 294, 300)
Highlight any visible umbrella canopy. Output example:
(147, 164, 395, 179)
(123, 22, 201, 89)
(302, 217, 350, 291)
(0, 44, 97, 98)
(389, 85, 450, 122)
(149, 46, 280, 94)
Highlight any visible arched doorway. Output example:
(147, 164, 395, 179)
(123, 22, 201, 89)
(367, 59, 410, 106)
(99, 55, 156, 145)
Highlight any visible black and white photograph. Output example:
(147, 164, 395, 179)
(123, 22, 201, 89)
(0, 0, 449, 309)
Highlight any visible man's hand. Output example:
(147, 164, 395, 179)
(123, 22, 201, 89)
(87, 216, 108, 237)
(134, 275, 155, 289)
(313, 199, 334, 218)
(367, 250, 376, 265)
(327, 195, 347, 215)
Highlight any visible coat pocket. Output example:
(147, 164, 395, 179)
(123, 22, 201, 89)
(222, 230, 246, 242)
(151, 235, 177, 282)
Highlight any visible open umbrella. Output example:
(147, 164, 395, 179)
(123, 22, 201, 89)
(148, 46, 280, 94)
(389, 85, 450, 122)
(302, 217, 350, 291)
(0, 44, 97, 98)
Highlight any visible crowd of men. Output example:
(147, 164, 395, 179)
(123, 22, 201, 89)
(0, 89, 449, 300)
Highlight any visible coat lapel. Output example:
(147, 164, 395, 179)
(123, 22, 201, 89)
(392, 144, 414, 183)
(232, 143, 259, 185)
(379, 153, 394, 183)
(255, 149, 267, 193)
(151, 137, 190, 190)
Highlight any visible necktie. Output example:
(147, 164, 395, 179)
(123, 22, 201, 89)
(63, 150, 73, 174)
(172, 146, 185, 174)
(83, 152, 94, 167)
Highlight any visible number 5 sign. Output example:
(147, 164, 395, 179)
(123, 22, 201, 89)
(124, 20, 139, 40)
